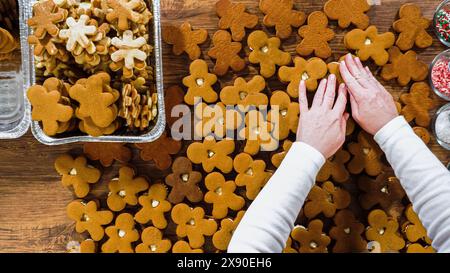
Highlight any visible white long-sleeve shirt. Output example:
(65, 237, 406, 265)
(228, 116, 450, 253)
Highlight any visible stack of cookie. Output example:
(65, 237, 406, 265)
(26, 0, 158, 137)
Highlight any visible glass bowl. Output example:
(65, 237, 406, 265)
(433, 0, 450, 47)
(429, 49, 450, 101)
(431, 103, 450, 150)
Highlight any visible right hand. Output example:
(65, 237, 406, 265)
(339, 54, 399, 135)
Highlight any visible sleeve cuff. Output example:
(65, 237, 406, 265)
(374, 116, 410, 146)
(283, 142, 326, 174)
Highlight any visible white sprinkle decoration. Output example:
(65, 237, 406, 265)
(436, 110, 450, 144)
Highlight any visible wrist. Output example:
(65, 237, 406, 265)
(374, 116, 410, 146)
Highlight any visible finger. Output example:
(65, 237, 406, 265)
(298, 80, 309, 113)
(353, 57, 372, 89)
(340, 61, 364, 101)
(323, 74, 337, 109)
(312, 78, 327, 108)
(345, 53, 360, 78)
(348, 91, 360, 120)
(333, 83, 348, 115)
(341, 113, 350, 134)
(365, 66, 385, 90)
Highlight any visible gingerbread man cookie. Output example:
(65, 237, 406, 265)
(135, 131, 182, 170)
(135, 227, 172, 253)
(171, 203, 218, 248)
(365, 209, 405, 252)
(347, 131, 384, 176)
(83, 143, 132, 167)
(135, 183, 172, 229)
(403, 205, 432, 245)
(279, 56, 327, 96)
(400, 82, 434, 127)
(271, 140, 293, 168)
(304, 181, 351, 219)
(247, 30, 291, 78)
(187, 137, 235, 173)
(165, 157, 203, 204)
(268, 91, 299, 140)
(259, 0, 306, 39)
(212, 211, 245, 251)
(163, 22, 208, 60)
(297, 11, 335, 59)
(207, 30, 245, 76)
(105, 0, 148, 31)
(283, 237, 298, 253)
(324, 0, 370, 29)
(102, 213, 140, 253)
(216, 0, 258, 42)
(239, 110, 278, 155)
(182, 59, 218, 105)
(291, 220, 331, 253)
(220, 76, 268, 108)
(55, 154, 101, 198)
(234, 153, 271, 200)
(330, 210, 367, 253)
(317, 149, 351, 183)
(413, 127, 431, 145)
(406, 244, 435, 253)
(27, 0, 66, 39)
(204, 172, 245, 219)
(194, 102, 243, 138)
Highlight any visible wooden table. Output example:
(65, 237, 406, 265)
(0, 0, 449, 253)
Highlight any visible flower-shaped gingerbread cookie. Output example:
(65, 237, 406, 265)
(381, 47, 428, 86)
(135, 227, 172, 253)
(220, 76, 268, 108)
(204, 172, 245, 219)
(330, 210, 367, 253)
(102, 213, 140, 253)
(187, 137, 235, 173)
(400, 82, 434, 127)
(165, 157, 203, 204)
(171, 204, 218, 248)
(403, 205, 432, 245)
(317, 149, 351, 183)
(234, 153, 271, 200)
(297, 11, 335, 59)
(347, 131, 384, 176)
(55, 154, 101, 198)
(271, 140, 293, 168)
(304, 181, 351, 219)
(27, 0, 66, 39)
(59, 15, 96, 54)
(344, 26, 395, 66)
(135, 183, 172, 229)
(182, 59, 218, 105)
(212, 211, 245, 251)
(107, 166, 149, 212)
(393, 3, 432, 51)
(259, 0, 306, 39)
(163, 21, 208, 60)
(105, 0, 145, 31)
(247, 30, 291, 78)
(216, 0, 258, 42)
(207, 30, 245, 76)
(135, 131, 182, 170)
(172, 241, 203, 253)
(291, 220, 331, 253)
(324, 0, 370, 29)
(365, 209, 405, 252)
(83, 143, 132, 167)
(268, 91, 299, 140)
(67, 200, 113, 241)
(279, 56, 327, 97)
(358, 171, 405, 211)
(239, 110, 278, 155)
(194, 102, 243, 138)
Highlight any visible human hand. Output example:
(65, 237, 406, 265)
(340, 54, 398, 135)
(297, 74, 349, 159)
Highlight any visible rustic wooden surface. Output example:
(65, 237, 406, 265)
(0, 0, 449, 253)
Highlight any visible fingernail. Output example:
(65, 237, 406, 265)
(329, 74, 335, 80)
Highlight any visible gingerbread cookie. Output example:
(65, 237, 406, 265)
(107, 166, 149, 212)
(204, 172, 245, 219)
(347, 131, 384, 176)
(135, 227, 172, 253)
(297, 11, 334, 59)
(413, 127, 431, 145)
(403, 205, 432, 245)
(182, 59, 218, 105)
(304, 181, 351, 219)
(135, 183, 172, 229)
(344, 26, 395, 66)
(67, 200, 113, 241)
(324, 0, 370, 29)
(239, 110, 278, 155)
(291, 220, 331, 253)
(105, 0, 149, 31)
(400, 82, 434, 127)
(283, 237, 298, 253)
(279, 56, 327, 96)
(207, 30, 245, 76)
(271, 140, 293, 168)
(163, 22, 208, 60)
(171, 203, 218, 248)
(259, 0, 306, 39)
(172, 241, 203, 253)
(365, 209, 405, 252)
(165, 157, 203, 204)
(0, 27, 17, 55)
(247, 30, 291, 78)
(329, 210, 367, 253)
(220, 76, 268, 108)
(55, 154, 101, 198)
(234, 153, 271, 200)
(83, 143, 132, 167)
(27, 0, 66, 39)
(187, 137, 235, 173)
(317, 149, 351, 183)
(393, 3, 432, 51)
(194, 102, 243, 138)
(165, 85, 186, 127)
(212, 211, 245, 251)
(135, 131, 182, 170)
(102, 213, 140, 253)
(406, 243, 435, 253)
(381, 47, 428, 86)
(80, 239, 96, 253)
(216, 0, 258, 42)
(58, 15, 96, 54)
(268, 91, 299, 140)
